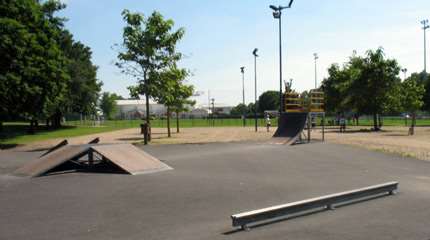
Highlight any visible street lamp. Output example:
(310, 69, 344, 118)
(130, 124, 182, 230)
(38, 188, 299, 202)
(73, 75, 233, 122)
(421, 19, 429, 74)
(401, 68, 408, 80)
(314, 53, 319, 89)
(240, 67, 246, 127)
(253, 48, 259, 132)
(270, 0, 294, 114)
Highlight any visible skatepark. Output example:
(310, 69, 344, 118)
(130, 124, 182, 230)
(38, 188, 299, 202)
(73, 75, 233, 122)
(3, 1, 430, 239)
(2, 140, 430, 240)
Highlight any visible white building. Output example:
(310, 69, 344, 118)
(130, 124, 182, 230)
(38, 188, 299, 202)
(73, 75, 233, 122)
(115, 100, 211, 119)
(115, 100, 167, 119)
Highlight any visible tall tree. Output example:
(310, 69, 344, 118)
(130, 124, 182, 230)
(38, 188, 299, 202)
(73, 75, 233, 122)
(322, 48, 401, 130)
(0, 0, 69, 132)
(58, 30, 102, 125)
(258, 91, 280, 113)
(116, 10, 185, 138)
(401, 76, 425, 135)
(153, 67, 194, 137)
(100, 92, 122, 120)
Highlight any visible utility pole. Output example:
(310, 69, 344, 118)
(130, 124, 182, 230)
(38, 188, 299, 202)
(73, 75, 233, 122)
(314, 53, 319, 89)
(211, 98, 215, 127)
(270, 0, 294, 114)
(421, 19, 429, 74)
(240, 67, 246, 127)
(253, 49, 259, 132)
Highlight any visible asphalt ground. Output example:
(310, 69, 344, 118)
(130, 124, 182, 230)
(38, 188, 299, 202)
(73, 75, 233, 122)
(1, 142, 430, 240)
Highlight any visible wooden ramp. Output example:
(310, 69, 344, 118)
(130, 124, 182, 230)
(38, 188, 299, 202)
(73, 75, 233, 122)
(15, 145, 91, 177)
(91, 144, 172, 175)
(15, 144, 171, 177)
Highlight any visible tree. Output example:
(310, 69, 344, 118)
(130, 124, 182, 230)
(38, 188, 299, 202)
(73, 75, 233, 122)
(401, 76, 425, 135)
(258, 91, 280, 113)
(0, 0, 70, 133)
(231, 104, 249, 116)
(58, 31, 102, 125)
(116, 10, 185, 138)
(349, 48, 401, 130)
(153, 67, 194, 137)
(322, 48, 401, 131)
(321, 64, 352, 114)
(100, 92, 122, 120)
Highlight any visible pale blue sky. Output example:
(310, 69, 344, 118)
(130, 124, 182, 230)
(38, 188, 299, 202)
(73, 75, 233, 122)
(59, 0, 430, 107)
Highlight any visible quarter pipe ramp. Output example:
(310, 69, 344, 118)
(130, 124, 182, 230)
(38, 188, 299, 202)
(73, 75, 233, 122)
(272, 112, 308, 145)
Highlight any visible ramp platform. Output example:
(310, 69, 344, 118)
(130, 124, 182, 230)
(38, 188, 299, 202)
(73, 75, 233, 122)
(273, 112, 308, 145)
(92, 144, 172, 175)
(15, 145, 91, 177)
(14, 144, 171, 177)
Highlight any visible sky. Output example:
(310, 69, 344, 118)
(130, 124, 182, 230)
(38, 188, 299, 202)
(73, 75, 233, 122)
(58, 0, 430, 107)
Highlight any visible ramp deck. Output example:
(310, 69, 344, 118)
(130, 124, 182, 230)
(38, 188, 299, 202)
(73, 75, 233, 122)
(91, 144, 172, 175)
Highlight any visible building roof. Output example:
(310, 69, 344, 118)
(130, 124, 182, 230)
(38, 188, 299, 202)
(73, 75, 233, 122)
(116, 99, 159, 105)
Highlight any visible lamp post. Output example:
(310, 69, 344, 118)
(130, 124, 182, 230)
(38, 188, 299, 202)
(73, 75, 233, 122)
(253, 48, 259, 132)
(270, 0, 294, 114)
(240, 67, 246, 127)
(314, 53, 319, 89)
(422, 19, 429, 74)
(401, 68, 408, 80)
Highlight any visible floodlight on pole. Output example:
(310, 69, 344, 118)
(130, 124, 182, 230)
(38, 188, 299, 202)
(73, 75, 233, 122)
(253, 48, 259, 132)
(314, 53, 319, 89)
(421, 19, 429, 73)
(240, 66, 246, 127)
(270, 0, 294, 114)
(401, 68, 408, 80)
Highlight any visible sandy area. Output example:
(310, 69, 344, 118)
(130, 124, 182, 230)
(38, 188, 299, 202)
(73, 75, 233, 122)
(323, 126, 430, 161)
(7, 125, 430, 161)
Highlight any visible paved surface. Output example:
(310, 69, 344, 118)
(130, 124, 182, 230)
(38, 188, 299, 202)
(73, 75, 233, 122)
(1, 142, 430, 239)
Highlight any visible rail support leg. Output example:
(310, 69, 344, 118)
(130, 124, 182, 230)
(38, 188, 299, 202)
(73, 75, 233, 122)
(241, 225, 250, 231)
(389, 190, 397, 195)
(327, 204, 335, 210)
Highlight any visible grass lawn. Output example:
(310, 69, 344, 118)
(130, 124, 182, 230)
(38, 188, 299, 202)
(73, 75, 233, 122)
(0, 118, 271, 147)
(1, 116, 430, 147)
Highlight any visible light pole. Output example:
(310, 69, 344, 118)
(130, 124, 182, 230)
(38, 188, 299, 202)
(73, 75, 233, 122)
(401, 68, 408, 80)
(313, 53, 319, 89)
(253, 48, 259, 132)
(421, 19, 429, 73)
(270, 0, 294, 114)
(240, 67, 246, 127)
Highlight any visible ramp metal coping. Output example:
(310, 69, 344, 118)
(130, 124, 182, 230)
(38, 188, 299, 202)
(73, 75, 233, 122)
(231, 181, 398, 231)
(40, 139, 68, 157)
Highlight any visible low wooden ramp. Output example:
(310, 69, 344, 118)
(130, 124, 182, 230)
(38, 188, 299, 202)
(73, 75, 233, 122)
(15, 143, 171, 177)
(15, 145, 91, 177)
(92, 144, 172, 175)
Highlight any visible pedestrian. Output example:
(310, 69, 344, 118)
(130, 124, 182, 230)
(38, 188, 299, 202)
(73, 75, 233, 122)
(339, 115, 346, 133)
(265, 114, 271, 132)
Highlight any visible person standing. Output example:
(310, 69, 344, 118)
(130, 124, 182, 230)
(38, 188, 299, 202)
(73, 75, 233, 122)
(265, 114, 271, 132)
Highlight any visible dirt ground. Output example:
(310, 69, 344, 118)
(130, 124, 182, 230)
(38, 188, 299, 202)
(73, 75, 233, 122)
(6, 125, 430, 161)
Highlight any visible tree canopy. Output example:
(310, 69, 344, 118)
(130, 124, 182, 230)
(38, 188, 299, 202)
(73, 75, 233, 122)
(321, 48, 402, 130)
(0, 0, 101, 130)
(116, 10, 185, 126)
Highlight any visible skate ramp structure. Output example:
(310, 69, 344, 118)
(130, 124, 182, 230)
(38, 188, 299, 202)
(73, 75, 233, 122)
(272, 112, 308, 145)
(14, 143, 171, 177)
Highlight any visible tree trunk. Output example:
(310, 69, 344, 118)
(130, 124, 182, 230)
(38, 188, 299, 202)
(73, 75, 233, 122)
(144, 71, 151, 141)
(410, 113, 416, 135)
(176, 110, 180, 133)
(356, 116, 359, 126)
(167, 106, 171, 138)
(0, 121, 3, 132)
(373, 113, 379, 131)
(28, 120, 35, 134)
(378, 114, 383, 129)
